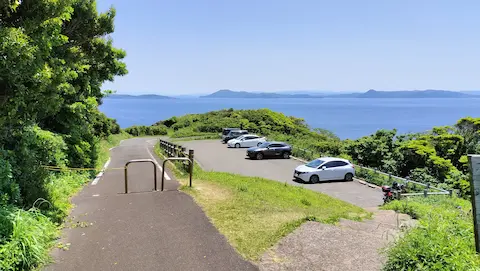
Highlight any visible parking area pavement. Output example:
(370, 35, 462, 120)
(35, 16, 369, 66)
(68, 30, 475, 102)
(181, 140, 383, 208)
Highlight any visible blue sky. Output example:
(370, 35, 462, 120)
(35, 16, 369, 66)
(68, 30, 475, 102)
(97, 0, 479, 95)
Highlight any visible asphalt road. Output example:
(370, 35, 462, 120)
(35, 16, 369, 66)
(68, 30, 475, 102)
(182, 140, 383, 208)
(45, 138, 257, 271)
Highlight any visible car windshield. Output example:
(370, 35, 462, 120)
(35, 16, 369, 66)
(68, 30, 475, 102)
(305, 159, 325, 168)
(235, 135, 245, 140)
(258, 142, 270, 148)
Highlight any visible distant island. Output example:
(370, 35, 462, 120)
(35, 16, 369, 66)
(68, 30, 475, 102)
(105, 89, 478, 100)
(106, 94, 173, 99)
(200, 89, 322, 99)
(328, 89, 473, 98)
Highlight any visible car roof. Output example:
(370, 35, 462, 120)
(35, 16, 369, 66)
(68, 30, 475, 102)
(316, 157, 350, 163)
(242, 134, 259, 137)
(266, 141, 288, 145)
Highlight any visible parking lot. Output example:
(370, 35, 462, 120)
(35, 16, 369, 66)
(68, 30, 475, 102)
(181, 140, 383, 208)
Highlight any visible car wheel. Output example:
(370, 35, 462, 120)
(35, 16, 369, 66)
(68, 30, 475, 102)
(309, 175, 319, 184)
(235, 143, 240, 148)
(344, 173, 354, 181)
(256, 152, 264, 160)
(282, 152, 290, 159)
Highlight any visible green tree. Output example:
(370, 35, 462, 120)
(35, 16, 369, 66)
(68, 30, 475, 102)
(0, 0, 126, 205)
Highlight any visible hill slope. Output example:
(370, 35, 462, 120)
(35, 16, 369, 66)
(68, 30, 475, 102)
(327, 89, 473, 98)
(201, 90, 322, 99)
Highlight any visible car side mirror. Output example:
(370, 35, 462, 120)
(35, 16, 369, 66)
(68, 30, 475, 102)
(321, 166, 327, 170)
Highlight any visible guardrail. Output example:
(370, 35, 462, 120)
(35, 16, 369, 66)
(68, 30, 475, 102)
(159, 139, 194, 172)
(354, 164, 452, 198)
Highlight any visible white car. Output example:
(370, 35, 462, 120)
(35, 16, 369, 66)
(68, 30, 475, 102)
(293, 157, 355, 183)
(227, 134, 266, 148)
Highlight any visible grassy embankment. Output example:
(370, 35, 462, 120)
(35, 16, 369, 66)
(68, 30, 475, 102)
(154, 143, 369, 260)
(382, 196, 480, 270)
(0, 133, 131, 271)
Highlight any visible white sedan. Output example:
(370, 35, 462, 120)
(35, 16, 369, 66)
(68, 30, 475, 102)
(227, 135, 266, 148)
(293, 157, 355, 183)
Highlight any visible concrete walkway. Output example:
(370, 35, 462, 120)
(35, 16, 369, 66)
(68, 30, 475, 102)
(45, 138, 256, 271)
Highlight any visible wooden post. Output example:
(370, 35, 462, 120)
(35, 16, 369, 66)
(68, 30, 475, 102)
(468, 155, 480, 253)
(188, 149, 194, 187)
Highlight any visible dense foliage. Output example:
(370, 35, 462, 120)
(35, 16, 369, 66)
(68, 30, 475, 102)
(156, 109, 480, 197)
(0, 1, 126, 269)
(383, 196, 480, 270)
(124, 125, 168, 137)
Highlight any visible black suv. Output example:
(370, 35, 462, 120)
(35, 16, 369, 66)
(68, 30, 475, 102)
(246, 142, 292, 160)
(222, 129, 248, 143)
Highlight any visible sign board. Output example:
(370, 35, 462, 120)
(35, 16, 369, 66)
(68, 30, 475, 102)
(468, 155, 480, 253)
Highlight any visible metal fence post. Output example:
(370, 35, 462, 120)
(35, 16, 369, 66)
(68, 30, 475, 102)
(189, 149, 194, 187)
(423, 189, 428, 197)
(124, 165, 128, 193)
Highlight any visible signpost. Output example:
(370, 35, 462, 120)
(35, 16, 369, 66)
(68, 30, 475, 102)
(468, 155, 480, 253)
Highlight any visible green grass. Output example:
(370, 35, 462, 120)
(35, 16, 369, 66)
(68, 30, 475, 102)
(382, 196, 480, 270)
(0, 207, 58, 271)
(155, 143, 369, 260)
(96, 132, 132, 170)
(0, 132, 131, 270)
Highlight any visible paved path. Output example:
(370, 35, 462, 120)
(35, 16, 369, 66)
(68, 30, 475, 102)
(45, 138, 257, 271)
(182, 140, 383, 208)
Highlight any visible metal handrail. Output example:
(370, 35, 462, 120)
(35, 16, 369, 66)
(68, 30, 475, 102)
(124, 159, 157, 194)
(161, 157, 193, 191)
(355, 164, 449, 193)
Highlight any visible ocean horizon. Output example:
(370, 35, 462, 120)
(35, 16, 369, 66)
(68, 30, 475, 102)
(100, 97, 480, 140)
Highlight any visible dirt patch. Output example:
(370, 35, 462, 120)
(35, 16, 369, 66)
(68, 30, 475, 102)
(259, 209, 416, 271)
(187, 180, 233, 204)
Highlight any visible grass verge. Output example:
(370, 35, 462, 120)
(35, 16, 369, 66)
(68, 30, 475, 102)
(155, 143, 369, 260)
(0, 132, 131, 270)
(382, 196, 480, 270)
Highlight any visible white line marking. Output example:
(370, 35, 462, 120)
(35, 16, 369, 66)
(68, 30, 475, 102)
(146, 146, 171, 181)
(92, 158, 110, 185)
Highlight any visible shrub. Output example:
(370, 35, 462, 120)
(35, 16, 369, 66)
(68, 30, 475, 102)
(0, 207, 58, 271)
(382, 196, 480, 270)
(124, 125, 168, 136)
(0, 155, 20, 206)
(8, 126, 68, 207)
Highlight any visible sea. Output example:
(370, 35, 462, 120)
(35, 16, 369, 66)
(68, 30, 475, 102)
(99, 97, 480, 140)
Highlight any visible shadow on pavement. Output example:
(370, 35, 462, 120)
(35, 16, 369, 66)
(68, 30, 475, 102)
(291, 178, 353, 185)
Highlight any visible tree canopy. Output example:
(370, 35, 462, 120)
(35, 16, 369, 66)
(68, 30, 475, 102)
(0, 0, 126, 206)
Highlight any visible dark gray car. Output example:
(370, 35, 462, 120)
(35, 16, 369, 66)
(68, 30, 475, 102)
(246, 142, 292, 160)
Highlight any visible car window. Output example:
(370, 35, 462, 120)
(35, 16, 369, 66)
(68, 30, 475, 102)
(306, 159, 324, 168)
(323, 162, 336, 168)
(244, 136, 254, 140)
(324, 161, 348, 168)
(258, 142, 270, 148)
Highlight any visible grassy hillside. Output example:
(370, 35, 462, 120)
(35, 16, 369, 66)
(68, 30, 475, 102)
(154, 108, 479, 198)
